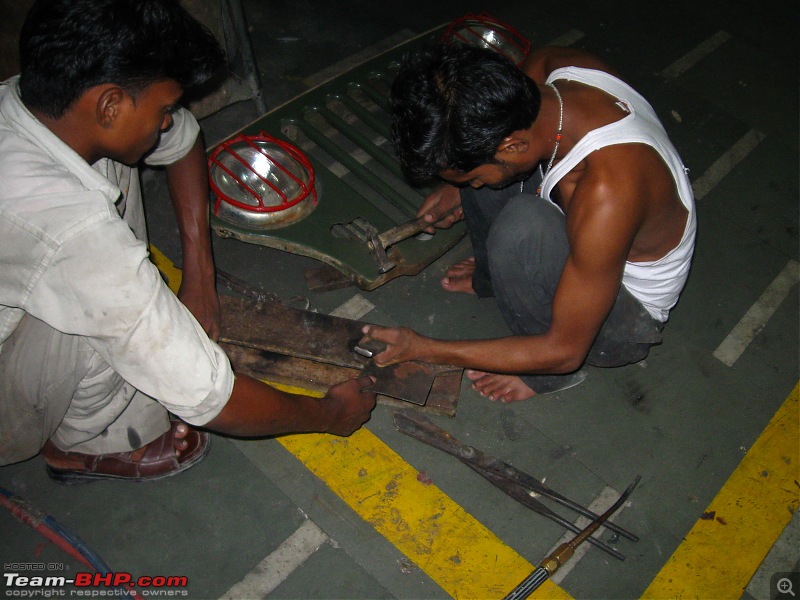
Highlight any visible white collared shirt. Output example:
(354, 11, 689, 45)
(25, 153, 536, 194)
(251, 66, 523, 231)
(0, 76, 234, 425)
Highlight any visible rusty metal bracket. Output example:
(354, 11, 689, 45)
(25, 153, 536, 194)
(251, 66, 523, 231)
(219, 295, 462, 414)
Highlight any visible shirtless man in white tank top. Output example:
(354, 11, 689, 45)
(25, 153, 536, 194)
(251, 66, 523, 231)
(360, 43, 695, 402)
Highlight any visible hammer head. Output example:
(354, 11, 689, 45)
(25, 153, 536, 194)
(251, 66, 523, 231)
(368, 231, 395, 273)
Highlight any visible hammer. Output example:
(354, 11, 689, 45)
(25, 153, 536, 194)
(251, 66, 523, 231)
(367, 205, 460, 273)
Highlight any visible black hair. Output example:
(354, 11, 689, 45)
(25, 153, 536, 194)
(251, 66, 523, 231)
(18, 0, 225, 118)
(390, 43, 541, 185)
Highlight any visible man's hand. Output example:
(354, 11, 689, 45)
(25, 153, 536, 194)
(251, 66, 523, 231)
(359, 324, 428, 366)
(321, 376, 378, 436)
(417, 184, 463, 234)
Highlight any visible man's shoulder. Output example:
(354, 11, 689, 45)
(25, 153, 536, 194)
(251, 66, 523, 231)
(0, 81, 118, 205)
(523, 47, 621, 82)
(1, 141, 69, 188)
(0, 137, 95, 206)
(144, 107, 199, 166)
(0, 137, 113, 245)
(578, 144, 658, 184)
(559, 146, 650, 208)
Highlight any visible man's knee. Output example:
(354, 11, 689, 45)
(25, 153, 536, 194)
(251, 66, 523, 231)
(0, 315, 105, 463)
(486, 196, 568, 275)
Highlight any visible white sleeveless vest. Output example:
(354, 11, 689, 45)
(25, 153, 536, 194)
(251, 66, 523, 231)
(540, 67, 696, 322)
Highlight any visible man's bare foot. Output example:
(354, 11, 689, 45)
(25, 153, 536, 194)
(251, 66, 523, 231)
(441, 257, 477, 294)
(466, 368, 588, 401)
(466, 370, 536, 403)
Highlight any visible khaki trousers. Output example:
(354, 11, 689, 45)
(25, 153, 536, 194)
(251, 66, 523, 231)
(0, 314, 170, 465)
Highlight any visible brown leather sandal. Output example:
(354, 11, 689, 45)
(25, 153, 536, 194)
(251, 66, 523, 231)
(42, 421, 210, 484)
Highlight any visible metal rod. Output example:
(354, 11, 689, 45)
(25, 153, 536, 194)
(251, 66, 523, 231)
(312, 105, 403, 178)
(473, 457, 639, 542)
(392, 411, 633, 559)
(336, 90, 393, 140)
(502, 476, 642, 600)
(284, 118, 418, 217)
(476, 467, 626, 561)
(353, 77, 391, 113)
(223, 0, 267, 114)
(566, 475, 641, 549)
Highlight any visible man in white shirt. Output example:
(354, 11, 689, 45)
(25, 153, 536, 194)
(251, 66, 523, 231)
(0, 0, 376, 483)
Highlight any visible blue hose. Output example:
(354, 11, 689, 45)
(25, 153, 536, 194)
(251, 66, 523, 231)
(0, 485, 135, 598)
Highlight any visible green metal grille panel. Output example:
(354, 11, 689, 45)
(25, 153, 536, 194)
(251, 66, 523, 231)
(209, 30, 465, 290)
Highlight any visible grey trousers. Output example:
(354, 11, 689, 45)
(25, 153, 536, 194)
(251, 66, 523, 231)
(0, 314, 170, 466)
(460, 177, 663, 390)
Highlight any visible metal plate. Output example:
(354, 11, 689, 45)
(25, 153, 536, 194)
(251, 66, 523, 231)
(219, 295, 463, 414)
(360, 360, 436, 405)
(209, 28, 465, 290)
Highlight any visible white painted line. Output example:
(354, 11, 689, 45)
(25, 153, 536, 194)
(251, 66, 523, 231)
(329, 294, 375, 320)
(549, 29, 585, 47)
(713, 260, 800, 367)
(219, 519, 329, 599)
(662, 30, 732, 78)
(545, 486, 625, 584)
(692, 129, 766, 200)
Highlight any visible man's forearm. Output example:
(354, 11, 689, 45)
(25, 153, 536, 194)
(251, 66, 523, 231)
(165, 136, 215, 275)
(205, 372, 377, 438)
(419, 334, 586, 375)
(165, 135, 221, 337)
(205, 373, 329, 437)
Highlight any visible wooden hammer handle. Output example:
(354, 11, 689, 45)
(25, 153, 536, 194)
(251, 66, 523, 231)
(377, 205, 460, 248)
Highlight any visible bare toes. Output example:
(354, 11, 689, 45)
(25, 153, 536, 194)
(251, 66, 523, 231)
(174, 422, 189, 438)
(173, 423, 190, 455)
(465, 369, 487, 381)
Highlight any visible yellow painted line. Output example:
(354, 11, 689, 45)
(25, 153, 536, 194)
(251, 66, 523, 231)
(149, 245, 183, 293)
(272, 383, 571, 600)
(642, 384, 800, 598)
(149, 248, 571, 599)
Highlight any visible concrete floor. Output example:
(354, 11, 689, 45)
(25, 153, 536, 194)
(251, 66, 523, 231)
(1, 1, 798, 599)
